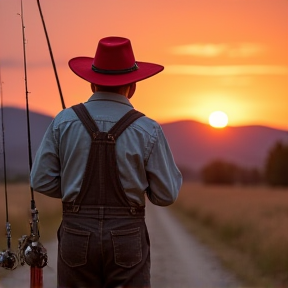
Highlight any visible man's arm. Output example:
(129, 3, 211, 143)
(145, 126, 182, 206)
(30, 121, 62, 198)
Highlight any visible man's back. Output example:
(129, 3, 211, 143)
(31, 92, 181, 206)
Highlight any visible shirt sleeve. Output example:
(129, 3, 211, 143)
(145, 126, 182, 206)
(30, 120, 62, 198)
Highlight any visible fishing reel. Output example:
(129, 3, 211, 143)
(0, 250, 18, 270)
(17, 201, 48, 268)
(18, 235, 48, 268)
(0, 223, 19, 270)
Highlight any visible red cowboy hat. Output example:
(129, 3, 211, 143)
(69, 36, 164, 86)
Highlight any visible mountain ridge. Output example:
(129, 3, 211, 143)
(1, 106, 287, 178)
(160, 119, 288, 171)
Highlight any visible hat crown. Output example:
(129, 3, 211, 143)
(93, 37, 136, 71)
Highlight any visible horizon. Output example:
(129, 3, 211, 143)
(3, 104, 288, 132)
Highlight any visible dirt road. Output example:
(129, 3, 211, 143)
(146, 203, 242, 288)
(1, 203, 242, 287)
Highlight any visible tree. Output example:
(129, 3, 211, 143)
(236, 167, 263, 185)
(265, 141, 288, 186)
(201, 160, 237, 185)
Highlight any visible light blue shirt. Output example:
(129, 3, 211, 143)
(30, 92, 182, 206)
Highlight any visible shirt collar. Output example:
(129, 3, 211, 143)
(87, 92, 134, 108)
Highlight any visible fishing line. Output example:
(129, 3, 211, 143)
(0, 65, 18, 270)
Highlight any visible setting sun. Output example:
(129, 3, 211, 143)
(209, 111, 229, 128)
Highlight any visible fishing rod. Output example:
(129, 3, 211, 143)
(17, 2, 48, 287)
(18, 0, 66, 285)
(0, 66, 18, 271)
(36, 0, 66, 109)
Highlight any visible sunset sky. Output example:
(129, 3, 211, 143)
(0, 0, 287, 130)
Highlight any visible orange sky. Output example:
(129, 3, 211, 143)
(0, 0, 287, 130)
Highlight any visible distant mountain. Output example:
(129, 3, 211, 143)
(0, 107, 53, 178)
(0, 107, 287, 179)
(161, 120, 288, 172)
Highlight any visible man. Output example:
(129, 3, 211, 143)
(31, 36, 182, 288)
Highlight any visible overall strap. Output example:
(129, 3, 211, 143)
(108, 109, 145, 141)
(71, 103, 99, 139)
(66, 103, 145, 211)
(72, 103, 145, 141)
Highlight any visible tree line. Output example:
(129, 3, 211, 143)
(181, 141, 288, 187)
(1, 141, 288, 186)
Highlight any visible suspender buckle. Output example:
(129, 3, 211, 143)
(92, 132, 97, 140)
(72, 204, 80, 213)
(107, 134, 115, 142)
(130, 207, 137, 215)
(63, 201, 80, 213)
(71, 200, 80, 212)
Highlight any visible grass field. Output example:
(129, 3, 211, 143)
(0, 183, 62, 280)
(171, 182, 288, 287)
(1, 183, 288, 287)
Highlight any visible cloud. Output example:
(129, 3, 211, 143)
(227, 43, 266, 58)
(170, 43, 266, 58)
(164, 65, 288, 76)
(171, 44, 227, 57)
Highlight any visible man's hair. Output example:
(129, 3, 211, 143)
(95, 84, 128, 94)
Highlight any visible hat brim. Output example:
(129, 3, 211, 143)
(69, 57, 164, 86)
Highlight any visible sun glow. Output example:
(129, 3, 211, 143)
(209, 111, 229, 128)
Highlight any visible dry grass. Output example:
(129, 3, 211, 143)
(0, 183, 62, 246)
(0, 183, 62, 279)
(171, 182, 288, 287)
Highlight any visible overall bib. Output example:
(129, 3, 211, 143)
(57, 104, 151, 288)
